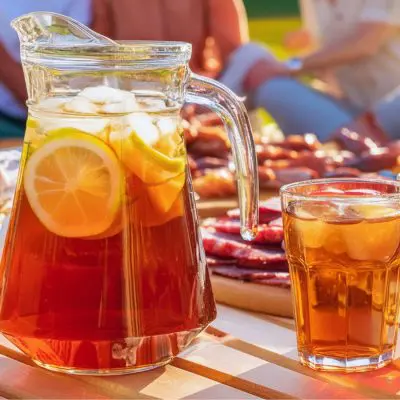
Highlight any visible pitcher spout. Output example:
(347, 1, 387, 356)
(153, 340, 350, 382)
(11, 12, 114, 47)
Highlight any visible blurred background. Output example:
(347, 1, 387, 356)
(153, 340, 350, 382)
(245, 0, 300, 59)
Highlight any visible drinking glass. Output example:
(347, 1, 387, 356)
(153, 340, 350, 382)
(281, 178, 400, 372)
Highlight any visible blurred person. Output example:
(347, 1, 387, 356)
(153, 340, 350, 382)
(0, 0, 248, 138)
(92, 0, 249, 79)
(0, 0, 92, 138)
(220, 0, 400, 143)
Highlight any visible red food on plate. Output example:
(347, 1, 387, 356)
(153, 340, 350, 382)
(227, 197, 282, 223)
(202, 230, 287, 269)
(206, 256, 237, 267)
(211, 266, 289, 281)
(323, 167, 361, 178)
(269, 217, 283, 227)
(204, 218, 284, 244)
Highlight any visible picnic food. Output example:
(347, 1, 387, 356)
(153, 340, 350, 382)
(282, 180, 400, 371)
(201, 198, 293, 317)
(186, 111, 399, 199)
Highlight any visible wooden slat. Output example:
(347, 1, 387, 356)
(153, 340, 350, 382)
(212, 305, 400, 399)
(173, 357, 296, 400)
(0, 337, 255, 399)
(79, 365, 257, 400)
(0, 356, 109, 399)
(1, 304, 399, 399)
(179, 333, 366, 400)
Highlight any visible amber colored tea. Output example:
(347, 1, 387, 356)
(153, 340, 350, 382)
(0, 89, 216, 374)
(282, 183, 400, 372)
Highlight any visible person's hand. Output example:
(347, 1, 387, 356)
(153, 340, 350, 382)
(284, 29, 312, 52)
(243, 58, 290, 92)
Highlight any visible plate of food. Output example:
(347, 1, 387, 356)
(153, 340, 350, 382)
(184, 109, 399, 203)
(201, 197, 293, 317)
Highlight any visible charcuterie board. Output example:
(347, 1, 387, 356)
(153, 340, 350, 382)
(197, 192, 293, 318)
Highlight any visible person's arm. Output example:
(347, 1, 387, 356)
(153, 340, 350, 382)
(284, 0, 317, 51)
(0, 44, 26, 105)
(297, 21, 398, 73)
(296, 0, 400, 73)
(208, 0, 249, 65)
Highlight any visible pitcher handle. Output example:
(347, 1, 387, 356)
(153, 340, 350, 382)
(187, 73, 258, 240)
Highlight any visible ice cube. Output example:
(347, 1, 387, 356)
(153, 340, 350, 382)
(38, 117, 110, 135)
(138, 98, 167, 111)
(79, 86, 136, 104)
(345, 189, 381, 196)
(297, 200, 341, 223)
(37, 97, 68, 111)
(311, 188, 345, 196)
(294, 206, 329, 249)
(322, 226, 347, 255)
(63, 97, 98, 114)
(342, 205, 400, 261)
(111, 113, 160, 145)
(157, 117, 179, 136)
(100, 96, 138, 114)
(347, 204, 399, 221)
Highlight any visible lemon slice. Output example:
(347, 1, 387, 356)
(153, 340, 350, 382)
(24, 131, 123, 238)
(147, 172, 185, 213)
(109, 128, 185, 185)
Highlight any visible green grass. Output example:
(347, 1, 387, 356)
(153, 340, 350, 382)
(247, 17, 301, 123)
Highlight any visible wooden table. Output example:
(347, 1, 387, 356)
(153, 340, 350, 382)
(1, 304, 400, 400)
(0, 142, 399, 398)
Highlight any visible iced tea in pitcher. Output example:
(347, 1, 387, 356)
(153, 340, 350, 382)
(281, 179, 400, 372)
(0, 12, 259, 375)
(0, 88, 216, 373)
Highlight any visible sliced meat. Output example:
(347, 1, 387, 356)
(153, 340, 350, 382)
(272, 134, 321, 152)
(195, 157, 230, 170)
(256, 276, 291, 289)
(333, 128, 378, 153)
(264, 152, 328, 176)
(345, 147, 400, 172)
(274, 167, 319, 184)
(211, 266, 289, 280)
(323, 167, 361, 178)
(202, 230, 286, 269)
(206, 256, 236, 267)
(258, 166, 277, 190)
(193, 168, 236, 199)
(203, 219, 284, 244)
(227, 197, 282, 223)
(256, 144, 299, 164)
(269, 217, 283, 227)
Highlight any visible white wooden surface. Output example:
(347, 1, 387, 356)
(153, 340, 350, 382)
(0, 304, 400, 399)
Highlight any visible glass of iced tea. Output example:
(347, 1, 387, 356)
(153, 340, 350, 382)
(281, 178, 400, 372)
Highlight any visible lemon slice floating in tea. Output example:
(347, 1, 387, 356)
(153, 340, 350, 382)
(24, 130, 123, 238)
(109, 115, 185, 185)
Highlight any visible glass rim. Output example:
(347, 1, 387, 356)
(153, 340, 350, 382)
(280, 178, 400, 202)
(20, 40, 192, 63)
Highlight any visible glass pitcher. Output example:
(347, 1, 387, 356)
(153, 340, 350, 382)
(0, 12, 258, 375)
